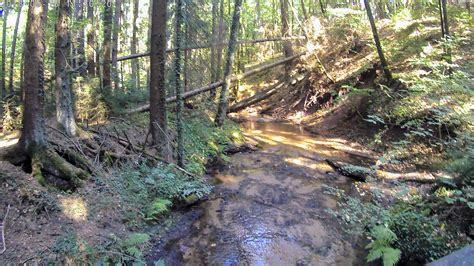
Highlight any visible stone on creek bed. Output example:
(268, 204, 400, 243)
(427, 244, 474, 266)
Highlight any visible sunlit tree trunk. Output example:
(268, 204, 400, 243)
(441, 0, 449, 37)
(19, 42, 25, 101)
(102, 1, 113, 92)
(55, 0, 78, 136)
(9, 2, 22, 95)
(19, 0, 48, 152)
(438, 0, 445, 37)
(300, 0, 309, 21)
(216, 0, 225, 81)
(74, 0, 86, 76)
(86, 2, 96, 77)
(215, 0, 243, 126)
(174, 0, 185, 167)
(112, 0, 122, 90)
(150, 0, 172, 160)
(319, 0, 326, 15)
(364, 0, 392, 80)
(280, 0, 294, 77)
(131, 0, 140, 89)
(1, 7, 8, 98)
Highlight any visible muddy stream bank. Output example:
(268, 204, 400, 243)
(147, 121, 371, 265)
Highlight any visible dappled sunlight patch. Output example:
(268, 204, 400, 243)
(215, 174, 241, 186)
(0, 138, 18, 149)
(287, 111, 305, 123)
(60, 197, 88, 222)
(284, 157, 333, 172)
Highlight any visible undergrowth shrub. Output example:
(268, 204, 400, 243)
(366, 225, 401, 266)
(1, 98, 22, 132)
(146, 198, 173, 220)
(119, 233, 150, 262)
(106, 162, 212, 227)
(74, 77, 108, 124)
(323, 185, 468, 264)
(177, 112, 244, 175)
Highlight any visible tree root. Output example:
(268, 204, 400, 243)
(30, 148, 90, 188)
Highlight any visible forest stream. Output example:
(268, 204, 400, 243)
(149, 120, 371, 265)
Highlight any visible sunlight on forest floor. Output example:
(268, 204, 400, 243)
(60, 197, 88, 222)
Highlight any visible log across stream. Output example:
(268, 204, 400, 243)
(147, 120, 371, 265)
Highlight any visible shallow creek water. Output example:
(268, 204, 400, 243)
(151, 121, 369, 265)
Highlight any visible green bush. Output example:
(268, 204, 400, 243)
(390, 209, 458, 262)
(324, 185, 468, 263)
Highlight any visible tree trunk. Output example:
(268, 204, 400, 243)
(319, 0, 326, 15)
(280, 0, 294, 77)
(175, 0, 185, 167)
(438, 0, 445, 37)
(1, 7, 8, 98)
(19, 0, 48, 151)
(215, 0, 243, 126)
(112, 0, 122, 90)
(8, 2, 22, 95)
(184, 14, 190, 92)
(364, 0, 392, 80)
(102, 1, 113, 92)
(55, 0, 78, 137)
(300, 0, 309, 21)
(75, 0, 86, 76)
(216, 0, 225, 81)
(86, 2, 95, 77)
(131, 0, 140, 89)
(4, 0, 89, 188)
(150, 0, 172, 161)
(441, 0, 449, 37)
(210, 0, 219, 99)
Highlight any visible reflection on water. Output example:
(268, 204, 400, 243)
(158, 121, 368, 265)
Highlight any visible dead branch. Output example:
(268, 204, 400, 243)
(1, 205, 11, 254)
(126, 53, 306, 114)
(117, 36, 306, 61)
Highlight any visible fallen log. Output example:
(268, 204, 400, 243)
(126, 53, 305, 115)
(227, 81, 285, 113)
(117, 36, 305, 62)
(325, 159, 372, 182)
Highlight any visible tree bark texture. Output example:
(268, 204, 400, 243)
(19, 0, 49, 152)
(55, 0, 78, 137)
(112, 0, 122, 90)
(102, 1, 113, 92)
(175, 0, 185, 167)
(131, 0, 140, 89)
(150, 0, 172, 160)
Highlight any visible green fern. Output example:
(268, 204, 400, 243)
(366, 226, 401, 266)
(146, 198, 173, 220)
(121, 233, 150, 261)
(124, 233, 150, 246)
